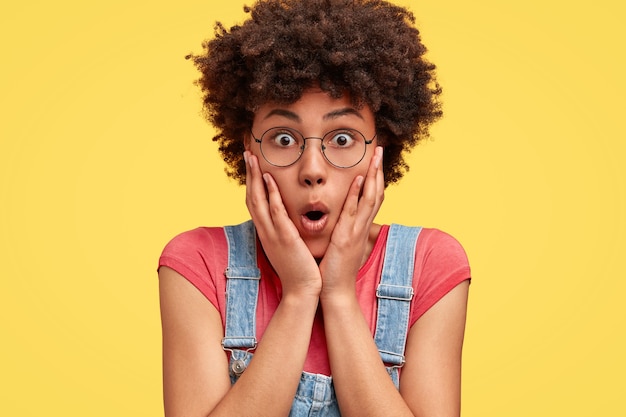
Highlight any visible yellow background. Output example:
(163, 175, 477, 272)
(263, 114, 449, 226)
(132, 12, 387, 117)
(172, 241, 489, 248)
(1, 0, 624, 415)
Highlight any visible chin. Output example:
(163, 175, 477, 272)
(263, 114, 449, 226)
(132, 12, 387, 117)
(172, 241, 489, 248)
(305, 240, 330, 261)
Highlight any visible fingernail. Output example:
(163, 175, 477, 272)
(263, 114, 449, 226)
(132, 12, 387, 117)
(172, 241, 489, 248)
(243, 151, 249, 164)
(376, 147, 383, 167)
(357, 176, 364, 187)
(262, 173, 270, 184)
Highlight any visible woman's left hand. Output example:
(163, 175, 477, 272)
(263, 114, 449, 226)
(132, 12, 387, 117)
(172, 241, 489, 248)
(319, 146, 385, 299)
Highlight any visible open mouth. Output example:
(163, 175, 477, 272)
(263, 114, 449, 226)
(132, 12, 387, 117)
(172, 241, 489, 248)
(305, 211, 325, 221)
(301, 209, 328, 233)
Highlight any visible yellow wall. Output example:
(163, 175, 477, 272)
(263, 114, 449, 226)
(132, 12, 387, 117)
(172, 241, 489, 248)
(1, 1, 624, 415)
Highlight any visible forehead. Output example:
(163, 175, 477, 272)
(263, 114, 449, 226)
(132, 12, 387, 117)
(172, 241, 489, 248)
(253, 90, 373, 126)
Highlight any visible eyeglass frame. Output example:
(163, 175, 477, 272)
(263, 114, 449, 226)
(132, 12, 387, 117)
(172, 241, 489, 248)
(250, 126, 376, 168)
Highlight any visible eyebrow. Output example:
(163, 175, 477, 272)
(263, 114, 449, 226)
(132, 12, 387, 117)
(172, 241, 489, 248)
(323, 107, 364, 121)
(263, 107, 364, 122)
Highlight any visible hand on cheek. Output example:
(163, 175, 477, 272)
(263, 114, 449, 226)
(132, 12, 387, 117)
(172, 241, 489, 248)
(320, 146, 384, 296)
(244, 151, 322, 297)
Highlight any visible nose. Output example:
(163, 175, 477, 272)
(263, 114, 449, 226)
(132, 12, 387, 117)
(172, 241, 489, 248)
(298, 138, 327, 186)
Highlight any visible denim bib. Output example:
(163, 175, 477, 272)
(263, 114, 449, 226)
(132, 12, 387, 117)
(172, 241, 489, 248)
(222, 220, 421, 416)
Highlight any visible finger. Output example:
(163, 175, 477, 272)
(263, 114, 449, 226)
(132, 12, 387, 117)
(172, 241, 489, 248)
(245, 152, 273, 230)
(262, 172, 293, 228)
(261, 172, 306, 246)
(374, 146, 385, 209)
(343, 175, 365, 220)
(355, 146, 383, 223)
(368, 146, 385, 219)
(328, 174, 363, 251)
(245, 152, 264, 209)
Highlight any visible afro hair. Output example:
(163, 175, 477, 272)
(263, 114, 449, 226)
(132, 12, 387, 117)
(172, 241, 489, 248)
(188, 0, 442, 186)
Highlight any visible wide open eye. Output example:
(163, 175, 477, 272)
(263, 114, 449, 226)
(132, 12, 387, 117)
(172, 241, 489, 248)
(268, 129, 299, 148)
(326, 130, 358, 149)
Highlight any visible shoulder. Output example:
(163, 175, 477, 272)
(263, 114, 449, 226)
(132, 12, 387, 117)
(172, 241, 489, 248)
(158, 227, 229, 285)
(161, 227, 226, 255)
(396, 226, 470, 323)
(415, 228, 469, 268)
(384, 225, 469, 266)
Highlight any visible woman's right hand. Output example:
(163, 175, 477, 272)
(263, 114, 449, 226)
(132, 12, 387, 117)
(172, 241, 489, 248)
(244, 151, 322, 298)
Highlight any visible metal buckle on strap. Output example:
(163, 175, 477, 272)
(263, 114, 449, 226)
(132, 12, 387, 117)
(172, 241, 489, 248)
(379, 349, 406, 368)
(221, 337, 258, 351)
(376, 283, 414, 301)
(225, 266, 261, 280)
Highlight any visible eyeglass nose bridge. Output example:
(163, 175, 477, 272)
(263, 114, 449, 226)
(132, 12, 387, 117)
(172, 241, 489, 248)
(295, 137, 333, 168)
(298, 136, 326, 154)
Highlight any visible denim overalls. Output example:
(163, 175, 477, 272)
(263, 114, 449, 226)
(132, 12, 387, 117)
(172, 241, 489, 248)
(222, 220, 422, 416)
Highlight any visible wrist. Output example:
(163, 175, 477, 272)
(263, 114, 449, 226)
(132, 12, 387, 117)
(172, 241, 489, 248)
(281, 289, 320, 308)
(319, 289, 358, 310)
(279, 272, 322, 300)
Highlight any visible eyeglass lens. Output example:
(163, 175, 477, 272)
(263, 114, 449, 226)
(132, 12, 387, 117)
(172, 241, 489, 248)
(258, 127, 370, 168)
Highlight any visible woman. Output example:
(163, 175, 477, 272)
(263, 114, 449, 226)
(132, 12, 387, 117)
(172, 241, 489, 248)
(158, 1, 471, 415)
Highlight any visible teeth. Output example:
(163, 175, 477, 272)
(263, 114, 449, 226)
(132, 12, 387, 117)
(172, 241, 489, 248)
(306, 211, 324, 221)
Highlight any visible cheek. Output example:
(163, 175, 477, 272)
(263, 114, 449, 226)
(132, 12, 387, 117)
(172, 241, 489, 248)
(263, 166, 296, 198)
(353, 164, 370, 184)
(333, 171, 363, 198)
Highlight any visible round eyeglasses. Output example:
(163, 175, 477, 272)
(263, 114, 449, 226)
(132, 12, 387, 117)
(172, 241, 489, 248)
(252, 127, 376, 168)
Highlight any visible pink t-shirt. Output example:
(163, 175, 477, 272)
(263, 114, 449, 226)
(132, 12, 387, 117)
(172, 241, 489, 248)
(159, 224, 470, 375)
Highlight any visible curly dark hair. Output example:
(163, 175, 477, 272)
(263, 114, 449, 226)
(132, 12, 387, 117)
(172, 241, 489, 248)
(188, 0, 442, 186)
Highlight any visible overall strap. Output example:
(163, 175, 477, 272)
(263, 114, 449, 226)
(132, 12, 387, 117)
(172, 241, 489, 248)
(222, 220, 261, 351)
(374, 224, 422, 367)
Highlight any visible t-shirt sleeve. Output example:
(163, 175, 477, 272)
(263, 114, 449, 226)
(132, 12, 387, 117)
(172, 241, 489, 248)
(157, 227, 227, 311)
(410, 228, 471, 324)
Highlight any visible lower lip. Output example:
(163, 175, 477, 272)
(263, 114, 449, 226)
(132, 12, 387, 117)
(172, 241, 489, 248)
(300, 214, 328, 233)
